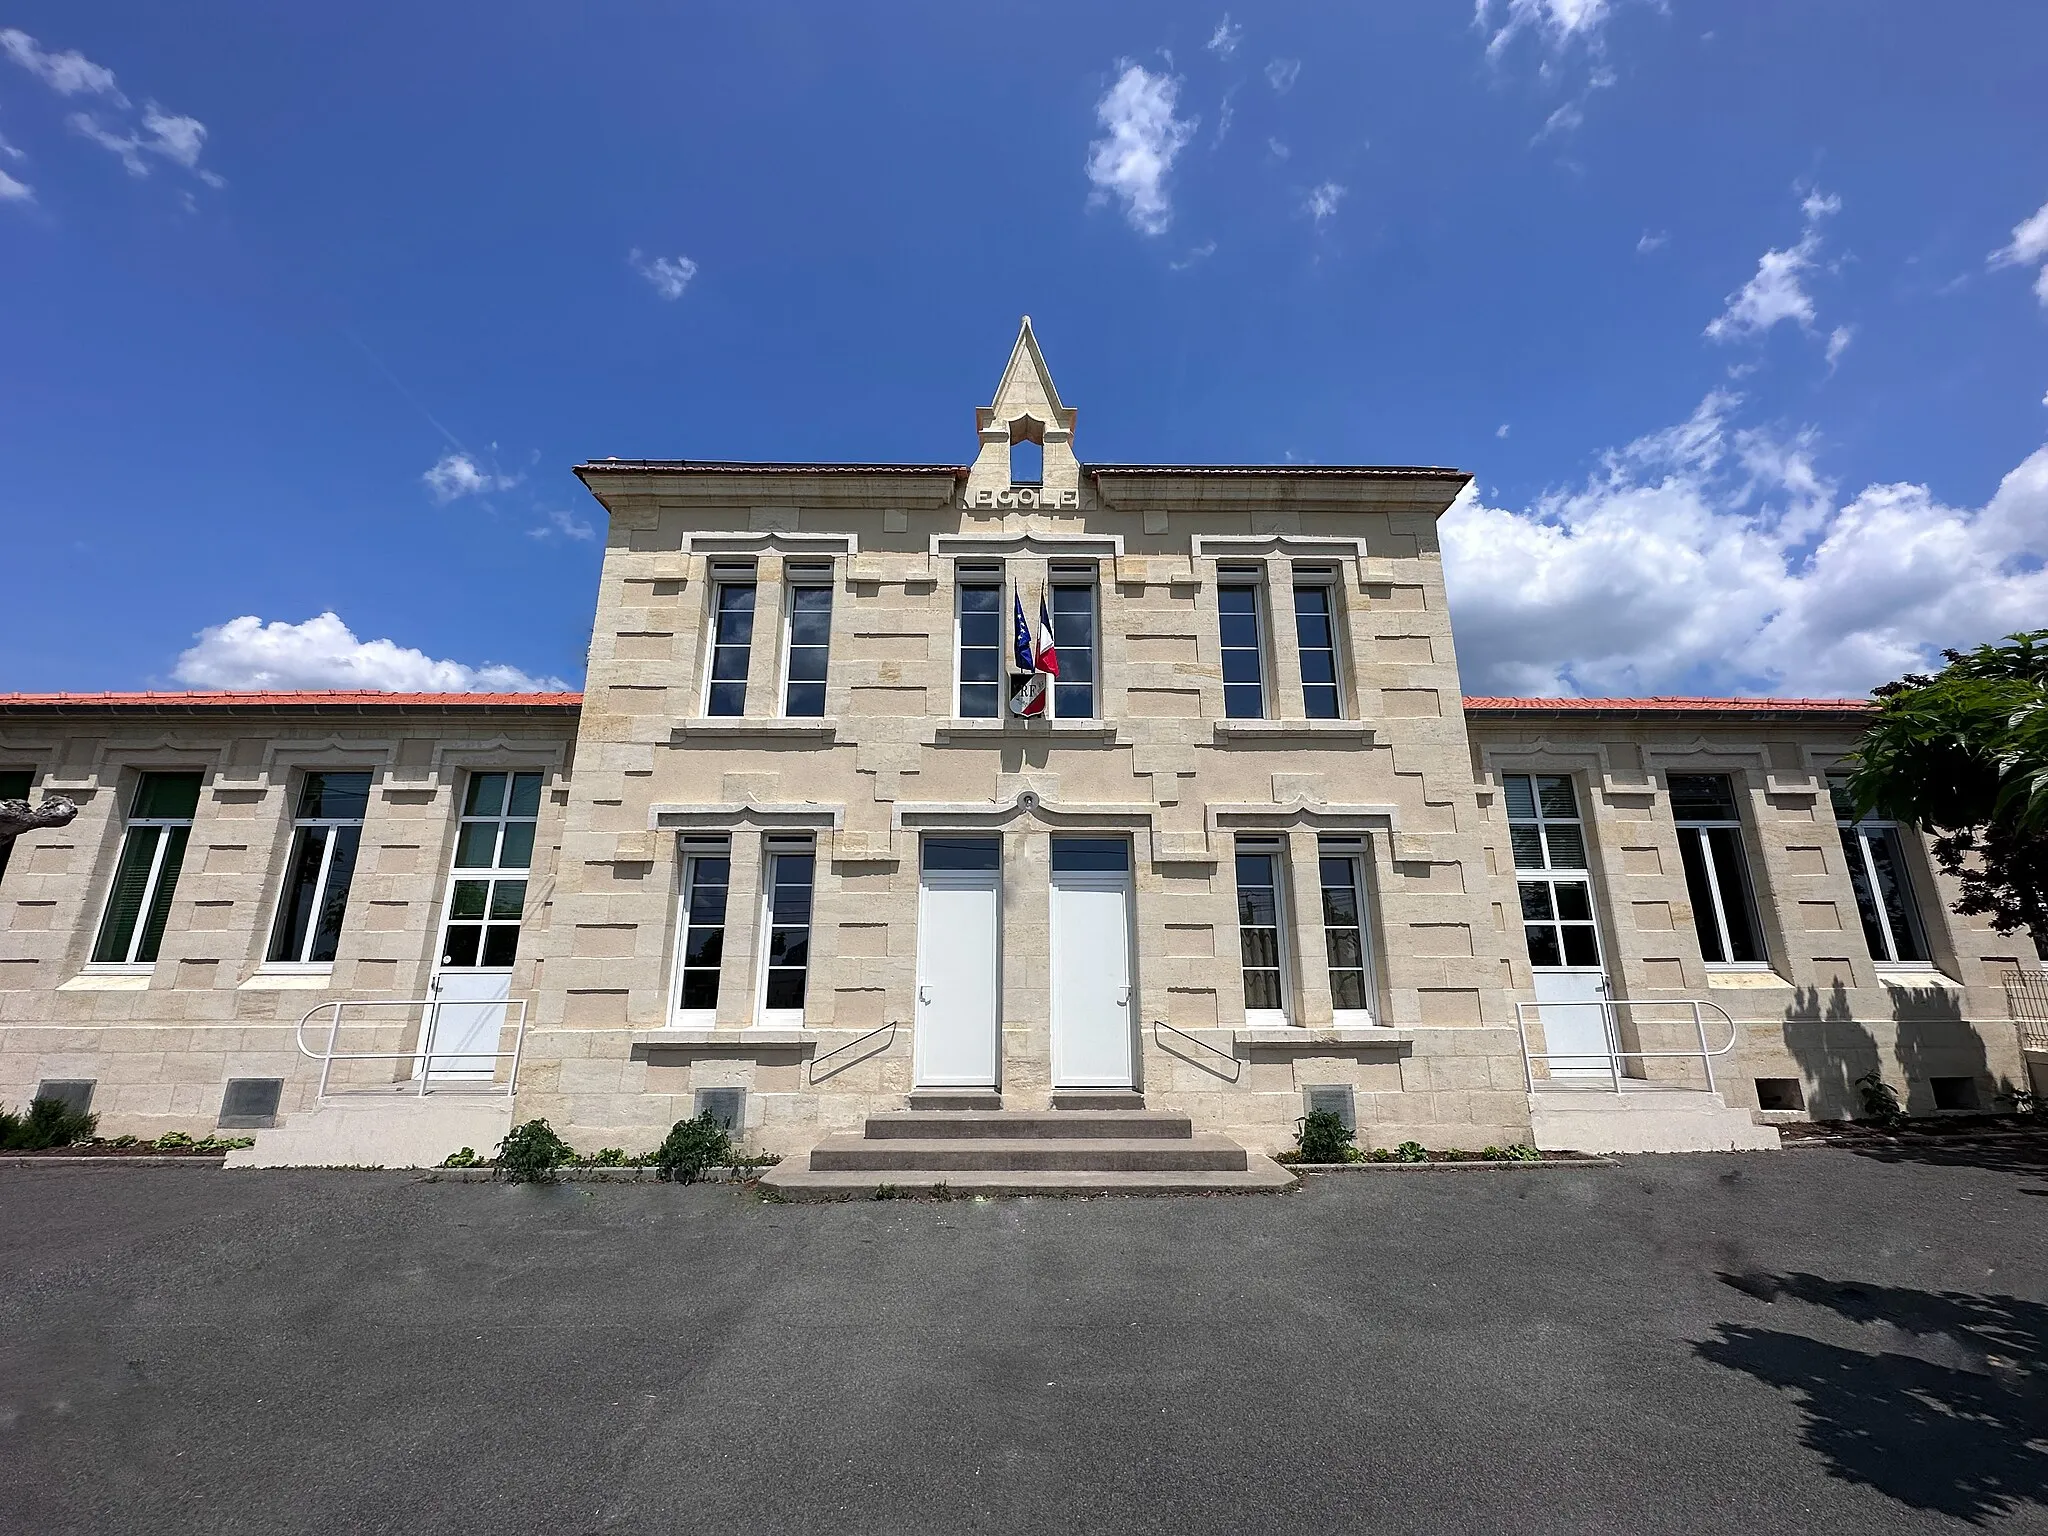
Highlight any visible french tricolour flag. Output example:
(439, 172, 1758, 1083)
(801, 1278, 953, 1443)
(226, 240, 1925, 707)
(1009, 589, 1046, 716)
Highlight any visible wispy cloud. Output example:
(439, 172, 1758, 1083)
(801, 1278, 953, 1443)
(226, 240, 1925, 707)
(629, 248, 698, 301)
(1206, 15, 1242, 59)
(423, 450, 519, 503)
(1213, 90, 1235, 147)
(1637, 229, 1668, 254)
(1304, 182, 1345, 224)
(1496, 424, 1511, 439)
(529, 508, 596, 542)
(1825, 325, 1854, 371)
(1267, 137, 1290, 161)
(2, 28, 222, 190)
(1264, 57, 1300, 94)
(0, 29, 122, 98)
(0, 131, 30, 203)
(174, 612, 570, 693)
(1987, 195, 2048, 307)
(1477, 0, 1616, 59)
(1704, 187, 1841, 344)
(1085, 62, 1197, 237)
(1169, 240, 1216, 271)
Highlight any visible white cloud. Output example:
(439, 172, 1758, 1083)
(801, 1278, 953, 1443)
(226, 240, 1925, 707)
(1206, 16, 1242, 58)
(1477, 0, 1614, 58)
(1440, 391, 2048, 697)
(422, 450, 518, 503)
(1825, 325, 1854, 370)
(1169, 239, 1216, 271)
(1304, 181, 1345, 224)
(1213, 92, 1235, 146)
(1085, 63, 1197, 238)
(174, 613, 570, 693)
(1534, 100, 1583, 140)
(1637, 229, 1668, 254)
(529, 508, 596, 542)
(1704, 186, 1839, 344)
(1988, 195, 2048, 307)
(0, 166, 31, 202)
(1267, 137, 1290, 160)
(1264, 58, 1300, 93)
(0, 28, 123, 98)
(629, 248, 698, 301)
(1497, 424, 1511, 439)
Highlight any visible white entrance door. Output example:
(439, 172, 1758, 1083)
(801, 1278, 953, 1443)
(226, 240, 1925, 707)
(424, 770, 540, 1083)
(1521, 873, 1614, 1078)
(914, 837, 1001, 1088)
(1531, 968, 1613, 1077)
(426, 970, 511, 1081)
(1050, 838, 1135, 1089)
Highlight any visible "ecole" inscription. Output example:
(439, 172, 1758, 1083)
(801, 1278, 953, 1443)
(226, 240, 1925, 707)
(966, 486, 1081, 509)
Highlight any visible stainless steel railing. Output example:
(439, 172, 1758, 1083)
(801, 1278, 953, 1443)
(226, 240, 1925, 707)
(1512, 996, 1739, 1096)
(296, 997, 530, 1100)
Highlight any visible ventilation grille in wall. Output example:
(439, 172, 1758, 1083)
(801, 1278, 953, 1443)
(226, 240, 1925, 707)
(218, 1078, 285, 1130)
(1302, 1084, 1356, 1133)
(34, 1080, 95, 1116)
(694, 1087, 745, 1132)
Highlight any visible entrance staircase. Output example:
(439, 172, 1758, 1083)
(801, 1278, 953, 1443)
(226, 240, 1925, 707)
(759, 1103, 1297, 1200)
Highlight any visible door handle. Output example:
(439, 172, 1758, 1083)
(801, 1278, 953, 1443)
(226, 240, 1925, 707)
(919, 986, 932, 1005)
(1116, 988, 1130, 1007)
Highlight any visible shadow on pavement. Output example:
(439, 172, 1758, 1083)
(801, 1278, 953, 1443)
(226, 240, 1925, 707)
(1699, 1271, 2048, 1524)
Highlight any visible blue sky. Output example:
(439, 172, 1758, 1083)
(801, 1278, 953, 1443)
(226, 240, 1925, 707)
(1, 2, 2044, 698)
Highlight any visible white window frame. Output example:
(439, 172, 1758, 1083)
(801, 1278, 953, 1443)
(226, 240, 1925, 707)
(1047, 565, 1099, 721)
(701, 561, 758, 718)
(1670, 774, 1769, 971)
(1234, 835, 1290, 1027)
(670, 835, 732, 1027)
(1503, 774, 1604, 975)
(953, 561, 1005, 720)
(1832, 781, 1933, 969)
(1317, 837, 1376, 1026)
(1218, 566, 1270, 721)
(88, 772, 202, 972)
(1292, 569, 1345, 721)
(262, 771, 372, 972)
(779, 562, 835, 719)
(756, 834, 817, 1029)
(434, 770, 542, 973)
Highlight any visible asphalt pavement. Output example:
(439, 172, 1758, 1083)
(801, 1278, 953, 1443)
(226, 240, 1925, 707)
(2, 1136, 2044, 1535)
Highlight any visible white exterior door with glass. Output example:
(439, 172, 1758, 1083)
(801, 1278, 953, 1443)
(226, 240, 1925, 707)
(427, 770, 541, 1081)
(1505, 773, 1615, 1078)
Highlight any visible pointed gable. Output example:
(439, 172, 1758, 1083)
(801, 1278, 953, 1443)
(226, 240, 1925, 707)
(965, 317, 1082, 506)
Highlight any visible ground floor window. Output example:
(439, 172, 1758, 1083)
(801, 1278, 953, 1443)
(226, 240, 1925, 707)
(1318, 842, 1374, 1019)
(674, 840, 732, 1018)
(760, 838, 816, 1021)
(1235, 839, 1288, 1022)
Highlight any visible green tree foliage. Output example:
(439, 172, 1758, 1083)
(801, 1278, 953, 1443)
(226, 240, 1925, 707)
(1843, 630, 2048, 952)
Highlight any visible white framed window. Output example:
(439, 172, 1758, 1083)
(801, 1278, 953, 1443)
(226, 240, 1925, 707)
(1293, 574, 1343, 720)
(1503, 773, 1602, 971)
(1317, 838, 1375, 1023)
(1669, 773, 1768, 967)
(1831, 778, 1931, 966)
(703, 563, 757, 718)
(1049, 569, 1098, 719)
(265, 771, 371, 968)
(758, 835, 816, 1026)
(781, 564, 833, 718)
(437, 771, 541, 970)
(1218, 569, 1268, 720)
(91, 771, 202, 968)
(1234, 837, 1289, 1025)
(672, 836, 732, 1024)
(955, 562, 1004, 719)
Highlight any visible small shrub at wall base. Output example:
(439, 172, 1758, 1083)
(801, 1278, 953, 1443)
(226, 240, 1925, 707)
(1855, 1072, 1907, 1128)
(441, 1146, 481, 1168)
(653, 1113, 732, 1183)
(1296, 1108, 1355, 1164)
(496, 1119, 575, 1183)
(0, 1097, 99, 1150)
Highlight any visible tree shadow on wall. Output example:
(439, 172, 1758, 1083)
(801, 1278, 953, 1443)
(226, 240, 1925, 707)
(1891, 981, 1983, 1116)
(1698, 1271, 2048, 1523)
(1782, 979, 1878, 1121)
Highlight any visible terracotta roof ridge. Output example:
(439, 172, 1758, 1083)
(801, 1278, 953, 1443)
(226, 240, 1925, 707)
(0, 690, 585, 706)
(1462, 694, 1870, 711)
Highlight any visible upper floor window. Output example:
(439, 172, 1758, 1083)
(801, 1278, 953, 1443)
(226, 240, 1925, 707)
(1502, 773, 1587, 870)
(91, 771, 202, 967)
(782, 564, 833, 718)
(455, 771, 541, 871)
(1670, 774, 1767, 966)
(266, 771, 371, 967)
(1294, 578, 1343, 719)
(1050, 573, 1097, 719)
(1831, 778, 1930, 965)
(955, 564, 1003, 719)
(0, 769, 30, 886)
(1218, 573, 1267, 720)
(705, 564, 756, 718)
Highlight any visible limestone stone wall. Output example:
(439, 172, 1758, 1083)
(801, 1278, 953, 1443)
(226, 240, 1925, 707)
(1465, 711, 2035, 1119)
(0, 704, 577, 1137)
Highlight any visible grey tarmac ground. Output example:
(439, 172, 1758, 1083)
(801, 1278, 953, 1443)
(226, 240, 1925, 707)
(2, 1137, 2044, 1536)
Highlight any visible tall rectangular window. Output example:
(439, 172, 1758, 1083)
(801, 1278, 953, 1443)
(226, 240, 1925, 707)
(1503, 773, 1588, 871)
(674, 840, 731, 1017)
(1670, 773, 1767, 966)
(1832, 779, 1930, 965)
(782, 566, 833, 718)
(956, 566, 1003, 719)
(1219, 575, 1267, 720)
(704, 566, 756, 717)
(266, 771, 371, 966)
(1050, 575, 1097, 719)
(760, 838, 816, 1019)
(1319, 844, 1374, 1018)
(1503, 774, 1601, 970)
(1235, 840, 1287, 1020)
(0, 769, 30, 886)
(91, 771, 202, 966)
(439, 771, 541, 969)
(1294, 580, 1342, 720)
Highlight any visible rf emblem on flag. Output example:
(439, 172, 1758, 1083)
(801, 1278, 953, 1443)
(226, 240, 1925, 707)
(1008, 588, 1060, 717)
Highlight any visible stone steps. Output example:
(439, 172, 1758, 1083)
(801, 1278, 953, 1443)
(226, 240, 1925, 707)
(761, 1167, 1299, 1201)
(861, 1110, 1194, 1140)
(809, 1133, 1250, 1173)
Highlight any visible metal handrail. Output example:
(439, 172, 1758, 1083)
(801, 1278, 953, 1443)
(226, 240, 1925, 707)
(296, 997, 530, 1100)
(807, 1019, 899, 1084)
(1512, 996, 1739, 1096)
(1152, 1017, 1242, 1082)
